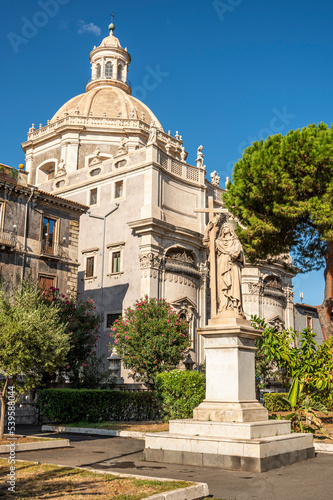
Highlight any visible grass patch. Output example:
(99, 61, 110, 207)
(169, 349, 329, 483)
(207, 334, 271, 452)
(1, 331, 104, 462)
(63, 421, 169, 433)
(0, 459, 192, 499)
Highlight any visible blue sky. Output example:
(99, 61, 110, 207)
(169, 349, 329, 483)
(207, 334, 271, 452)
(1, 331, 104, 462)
(1, 0, 331, 306)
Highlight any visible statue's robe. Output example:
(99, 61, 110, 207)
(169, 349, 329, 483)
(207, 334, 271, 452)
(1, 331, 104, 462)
(216, 235, 245, 313)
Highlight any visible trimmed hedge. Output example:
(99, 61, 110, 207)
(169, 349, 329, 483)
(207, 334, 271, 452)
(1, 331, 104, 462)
(39, 389, 160, 423)
(263, 392, 290, 412)
(156, 370, 205, 421)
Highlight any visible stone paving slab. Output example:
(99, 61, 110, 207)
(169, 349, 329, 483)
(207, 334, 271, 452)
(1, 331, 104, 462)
(0, 438, 70, 453)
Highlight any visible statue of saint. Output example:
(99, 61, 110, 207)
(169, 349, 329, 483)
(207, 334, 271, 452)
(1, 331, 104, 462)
(204, 220, 245, 316)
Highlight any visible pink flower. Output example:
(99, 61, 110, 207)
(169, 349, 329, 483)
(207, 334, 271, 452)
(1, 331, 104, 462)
(125, 336, 129, 339)
(115, 339, 118, 343)
(162, 334, 164, 337)
(66, 365, 70, 369)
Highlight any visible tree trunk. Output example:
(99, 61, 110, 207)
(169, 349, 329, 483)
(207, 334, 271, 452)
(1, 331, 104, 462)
(0, 378, 9, 440)
(317, 242, 333, 341)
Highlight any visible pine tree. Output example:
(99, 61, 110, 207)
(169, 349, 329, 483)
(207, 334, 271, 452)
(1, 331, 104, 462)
(224, 123, 333, 339)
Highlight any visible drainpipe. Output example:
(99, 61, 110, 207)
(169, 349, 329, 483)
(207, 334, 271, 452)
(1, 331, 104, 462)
(88, 203, 119, 358)
(21, 187, 35, 282)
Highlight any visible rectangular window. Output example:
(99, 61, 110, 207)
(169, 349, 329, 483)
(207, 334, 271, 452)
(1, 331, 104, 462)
(86, 256, 94, 278)
(42, 216, 56, 255)
(106, 313, 121, 328)
(48, 168, 55, 180)
(306, 315, 313, 330)
(114, 181, 123, 199)
(111, 251, 121, 273)
(90, 188, 98, 206)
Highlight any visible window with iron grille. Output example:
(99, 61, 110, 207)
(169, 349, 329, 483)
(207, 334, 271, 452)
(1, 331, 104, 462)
(106, 313, 121, 328)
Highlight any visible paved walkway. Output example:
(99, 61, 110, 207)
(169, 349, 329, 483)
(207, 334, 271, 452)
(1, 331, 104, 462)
(1, 425, 333, 500)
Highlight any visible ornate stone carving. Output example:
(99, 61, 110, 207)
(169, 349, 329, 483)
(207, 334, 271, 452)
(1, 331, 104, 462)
(196, 145, 204, 168)
(139, 252, 162, 270)
(115, 137, 128, 156)
(264, 275, 282, 289)
(283, 285, 295, 302)
(210, 170, 220, 187)
(56, 159, 66, 176)
(248, 282, 264, 295)
(89, 147, 101, 167)
(147, 120, 158, 145)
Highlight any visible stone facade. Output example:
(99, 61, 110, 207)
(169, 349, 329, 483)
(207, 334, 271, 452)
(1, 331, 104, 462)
(21, 25, 319, 379)
(0, 167, 87, 295)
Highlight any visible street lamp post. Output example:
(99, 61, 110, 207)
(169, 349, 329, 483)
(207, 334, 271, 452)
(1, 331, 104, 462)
(88, 203, 119, 357)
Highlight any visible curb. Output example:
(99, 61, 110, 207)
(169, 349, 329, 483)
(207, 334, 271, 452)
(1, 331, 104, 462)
(0, 438, 70, 453)
(11, 459, 209, 500)
(314, 442, 333, 454)
(42, 424, 146, 439)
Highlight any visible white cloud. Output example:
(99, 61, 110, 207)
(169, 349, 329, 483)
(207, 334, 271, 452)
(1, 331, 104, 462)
(77, 20, 101, 36)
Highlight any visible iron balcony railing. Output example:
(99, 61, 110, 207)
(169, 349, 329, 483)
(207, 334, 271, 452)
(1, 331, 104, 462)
(0, 230, 15, 248)
(41, 242, 67, 259)
(86, 75, 132, 89)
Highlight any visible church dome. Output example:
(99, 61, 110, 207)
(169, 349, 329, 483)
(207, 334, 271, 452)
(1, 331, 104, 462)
(50, 22, 163, 130)
(50, 86, 163, 129)
(100, 33, 121, 48)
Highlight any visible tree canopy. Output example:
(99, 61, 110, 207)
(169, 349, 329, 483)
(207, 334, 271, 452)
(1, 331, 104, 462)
(0, 278, 70, 438)
(223, 123, 333, 339)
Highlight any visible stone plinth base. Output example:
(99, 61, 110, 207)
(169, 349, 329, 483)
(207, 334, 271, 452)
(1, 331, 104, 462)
(144, 419, 315, 473)
(193, 401, 268, 422)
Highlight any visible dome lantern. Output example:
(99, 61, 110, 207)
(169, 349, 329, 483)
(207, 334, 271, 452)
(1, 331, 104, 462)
(86, 20, 131, 95)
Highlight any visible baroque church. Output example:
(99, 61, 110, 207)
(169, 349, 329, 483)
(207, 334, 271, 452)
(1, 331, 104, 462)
(22, 22, 320, 375)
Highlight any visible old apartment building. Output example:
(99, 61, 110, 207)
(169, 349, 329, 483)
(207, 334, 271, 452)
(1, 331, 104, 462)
(0, 165, 87, 294)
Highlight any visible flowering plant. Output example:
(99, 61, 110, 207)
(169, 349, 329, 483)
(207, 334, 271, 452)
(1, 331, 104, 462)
(110, 296, 190, 389)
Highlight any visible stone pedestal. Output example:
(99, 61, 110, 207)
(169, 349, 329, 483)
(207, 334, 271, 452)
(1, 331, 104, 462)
(145, 314, 314, 472)
(193, 315, 268, 423)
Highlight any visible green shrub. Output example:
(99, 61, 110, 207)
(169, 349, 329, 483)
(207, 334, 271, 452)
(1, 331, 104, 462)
(39, 389, 160, 423)
(155, 370, 205, 421)
(264, 391, 333, 412)
(263, 392, 290, 412)
(310, 392, 333, 411)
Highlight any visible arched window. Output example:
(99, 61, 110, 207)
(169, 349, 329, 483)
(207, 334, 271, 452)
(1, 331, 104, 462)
(96, 63, 101, 79)
(117, 64, 123, 81)
(105, 62, 113, 78)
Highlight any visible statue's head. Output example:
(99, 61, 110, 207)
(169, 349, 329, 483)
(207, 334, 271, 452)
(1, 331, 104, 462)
(221, 222, 235, 237)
